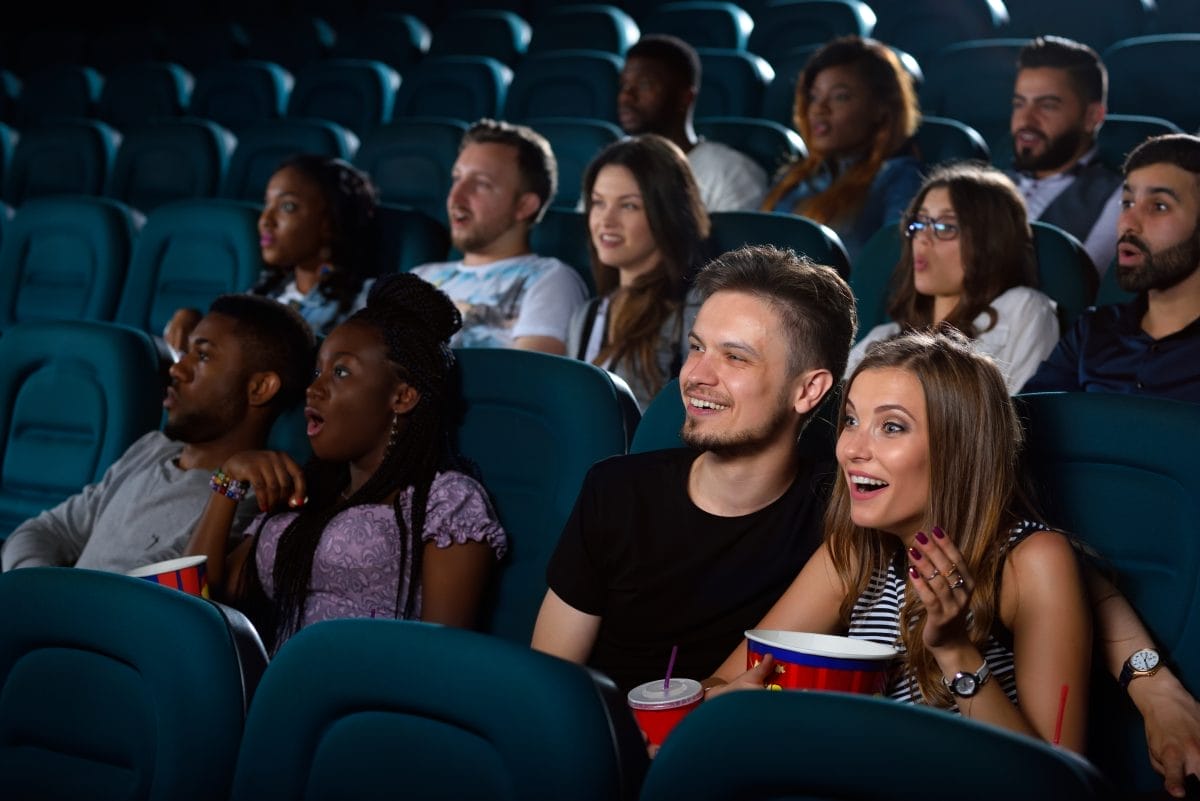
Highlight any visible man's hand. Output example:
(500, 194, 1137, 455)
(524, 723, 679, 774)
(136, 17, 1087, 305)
(1131, 668, 1200, 798)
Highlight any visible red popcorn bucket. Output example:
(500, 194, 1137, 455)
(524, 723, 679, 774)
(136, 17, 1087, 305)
(627, 677, 704, 746)
(127, 555, 209, 598)
(745, 630, 897, 694)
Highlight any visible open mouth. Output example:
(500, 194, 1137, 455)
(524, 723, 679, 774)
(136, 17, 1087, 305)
(849, 475, 889, 497)
(305, 407, 325, 437)
(687, 397, 729, 412)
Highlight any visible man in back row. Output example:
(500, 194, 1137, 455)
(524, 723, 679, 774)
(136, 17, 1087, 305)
(618, 34, 768, 212)
(1007, 35, 1122, 275)
(414, 119, 589, 354)
(1, 295, 314, 572)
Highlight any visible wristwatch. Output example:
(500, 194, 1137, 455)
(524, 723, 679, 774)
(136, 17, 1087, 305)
(1119, 648, 1162, 689)
(942, 661, 991, 698)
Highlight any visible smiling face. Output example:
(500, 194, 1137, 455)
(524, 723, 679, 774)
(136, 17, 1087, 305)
(588, 164, 661, 285)
(1117, 162, 1200, 293)
(679, 290, 801, 456)
(804, 64, 879, 159)
(446, 142, 539, 262)
(909, 186, 966, 315)
(1010, 67, 1100, 176)
(164, 313, 252, 443)
(304, 321, 409, 471)
(836, 366, 931, 538)
(258, 166, 333, 271)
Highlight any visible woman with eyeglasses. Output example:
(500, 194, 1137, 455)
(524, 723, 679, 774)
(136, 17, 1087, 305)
(846, 163, 1059, 393)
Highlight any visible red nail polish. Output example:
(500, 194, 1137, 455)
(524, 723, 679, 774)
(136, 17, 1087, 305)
(908, 565, 919, 579)
(932, 526, 945, 539)
(908, 547, 922, 561)
(915, 531, 929, 544)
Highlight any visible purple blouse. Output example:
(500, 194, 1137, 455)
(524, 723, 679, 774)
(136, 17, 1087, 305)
(252, 471, 507, 638)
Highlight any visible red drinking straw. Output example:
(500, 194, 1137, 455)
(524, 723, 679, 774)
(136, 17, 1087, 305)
(1052, 684, 1069, 745)
(663, 645, 679, 692)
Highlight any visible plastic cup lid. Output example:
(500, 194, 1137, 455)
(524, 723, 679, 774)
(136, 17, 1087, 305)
(627, 677, 703, 710)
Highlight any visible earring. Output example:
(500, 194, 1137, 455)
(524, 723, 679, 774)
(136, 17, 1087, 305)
(387, 412, 400, 449)
(317, 246, 335, 278)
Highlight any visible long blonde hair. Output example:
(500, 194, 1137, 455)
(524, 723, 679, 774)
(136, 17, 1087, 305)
(761, 36, 920, 226)
(826, 329, 1033, 706)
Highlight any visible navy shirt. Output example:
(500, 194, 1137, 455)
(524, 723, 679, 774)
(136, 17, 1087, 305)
(1021, 296, 1200, 402)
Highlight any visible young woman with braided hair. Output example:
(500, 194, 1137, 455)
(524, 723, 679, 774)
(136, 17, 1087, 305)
(164, 154, 382, 355)
(187, 273, 507, 652)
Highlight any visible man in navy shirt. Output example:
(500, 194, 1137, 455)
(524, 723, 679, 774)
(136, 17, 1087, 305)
(1024, 133, 1200, 401)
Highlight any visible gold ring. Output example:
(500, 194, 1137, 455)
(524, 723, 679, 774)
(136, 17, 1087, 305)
(925, 569, 940, 581)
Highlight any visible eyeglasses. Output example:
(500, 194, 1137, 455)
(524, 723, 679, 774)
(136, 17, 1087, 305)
(905, 215, 960, 241)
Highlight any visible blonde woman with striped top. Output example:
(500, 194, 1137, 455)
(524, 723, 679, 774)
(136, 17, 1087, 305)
(708, 328, 1092, 751)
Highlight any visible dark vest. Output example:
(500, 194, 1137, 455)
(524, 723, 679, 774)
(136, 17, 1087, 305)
(1036, 160, 1123, 245)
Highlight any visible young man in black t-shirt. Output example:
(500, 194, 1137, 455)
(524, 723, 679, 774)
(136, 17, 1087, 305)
(532, 245, 858, 693)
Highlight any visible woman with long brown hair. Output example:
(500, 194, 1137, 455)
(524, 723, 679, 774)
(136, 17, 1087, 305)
(569, 134, 711, 408)
(708, 329, 1092, 751)
(848, 162, 1059, 393)
(762, 36, 922, 261)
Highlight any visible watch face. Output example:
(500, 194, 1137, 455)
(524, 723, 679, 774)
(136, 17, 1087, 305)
(1131, 649, 1160, 672)
(953, 674, 978, 696)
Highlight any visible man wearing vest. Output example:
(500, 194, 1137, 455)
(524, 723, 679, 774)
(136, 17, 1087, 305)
(1008, 36, 1122, 277)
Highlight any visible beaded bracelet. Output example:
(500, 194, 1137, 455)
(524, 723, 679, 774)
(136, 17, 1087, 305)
(210, 468, 250, 502)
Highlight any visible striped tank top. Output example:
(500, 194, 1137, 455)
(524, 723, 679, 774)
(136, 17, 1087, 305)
(847, 521, 1048, 711)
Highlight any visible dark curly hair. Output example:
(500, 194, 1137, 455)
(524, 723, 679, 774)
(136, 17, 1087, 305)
(251, 154, 381, 331)
(244, 273, 468, 651)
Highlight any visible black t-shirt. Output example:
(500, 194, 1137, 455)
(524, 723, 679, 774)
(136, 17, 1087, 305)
(545, 448, 832, 694)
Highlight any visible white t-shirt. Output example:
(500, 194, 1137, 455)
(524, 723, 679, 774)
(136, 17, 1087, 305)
(413, 254, 588, 349)
(688, 140, 767, 212)
(846, 286, 1060, 394)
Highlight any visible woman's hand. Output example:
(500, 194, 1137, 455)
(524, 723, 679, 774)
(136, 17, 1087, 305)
(906, 526, 975, 651)
(221, 451, 308, 513)
(703, 653, 776, 700)
(163, 308, 203, 357)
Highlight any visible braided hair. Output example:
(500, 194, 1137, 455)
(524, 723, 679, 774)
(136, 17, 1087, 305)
(251, 154, 381, 327)
(249, 273, 464, 651)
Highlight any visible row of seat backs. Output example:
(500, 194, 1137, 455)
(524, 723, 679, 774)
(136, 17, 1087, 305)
(0, 566, 1115, 801)
(13, 26, 1197, 157)
(0, 566, 647, 801)
(10, 0, 1186, 78)
(2, 57, 1176, 221)
(0, 195, 447, 338)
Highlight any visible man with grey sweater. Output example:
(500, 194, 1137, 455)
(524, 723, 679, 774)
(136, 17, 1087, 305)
(1, 294, 314, 573)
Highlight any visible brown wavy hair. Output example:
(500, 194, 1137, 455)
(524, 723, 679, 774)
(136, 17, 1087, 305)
(583, 134, 710, 397)
(762, 36, 920, 226)
(826, 328, 1035, 707)
(887, 163, 1037, 336)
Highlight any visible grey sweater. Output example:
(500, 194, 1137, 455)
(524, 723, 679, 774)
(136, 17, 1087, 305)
(1, 431, 258, 573)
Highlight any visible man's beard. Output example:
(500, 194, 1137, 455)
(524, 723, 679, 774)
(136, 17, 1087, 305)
(163, 406, 234, 444)
(1116, 224, 1200, 293)
(680, 391, 796, 458)
(1012, 125, 1086, 174)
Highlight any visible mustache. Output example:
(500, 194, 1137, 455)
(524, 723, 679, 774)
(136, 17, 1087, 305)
(1118, 233, 1151, 255)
